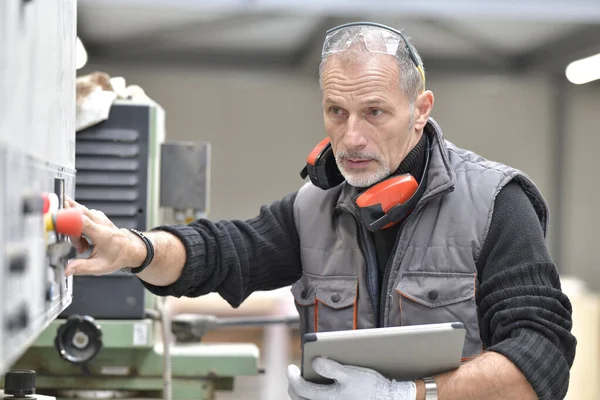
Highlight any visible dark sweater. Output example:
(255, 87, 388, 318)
(141, 142, 576, 400)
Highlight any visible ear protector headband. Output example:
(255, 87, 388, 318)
(300, 134, 431, 231)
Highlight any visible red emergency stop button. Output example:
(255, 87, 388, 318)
(55, 208, 84, 237)
(45, 208, 84, 237)
(42, 193, 50, 214)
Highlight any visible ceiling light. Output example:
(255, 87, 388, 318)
(565, 52, 600, 85)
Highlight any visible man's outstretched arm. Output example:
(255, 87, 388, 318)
(66, 191, 303, 307)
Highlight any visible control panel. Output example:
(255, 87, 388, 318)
(0, 148, 82, 376)
(0, 0, 77, 380)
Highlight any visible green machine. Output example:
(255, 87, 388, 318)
(9, 99, 297, 399)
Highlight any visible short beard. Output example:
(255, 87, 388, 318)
(335, 150, 390, 188)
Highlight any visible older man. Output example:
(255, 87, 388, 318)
(66, 22, 575, 400)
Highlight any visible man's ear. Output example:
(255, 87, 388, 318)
(412, 90, 434, 131)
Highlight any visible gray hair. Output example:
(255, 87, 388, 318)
(318, 25, 425, 104)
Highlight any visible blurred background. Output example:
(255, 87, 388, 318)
(73, 0, 599, 398)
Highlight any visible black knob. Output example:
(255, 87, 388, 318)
(55, 315, 103, 365)
(4, 369, 35, 398)
(8, 253, 27, 274)
(22, 196, 44, 214)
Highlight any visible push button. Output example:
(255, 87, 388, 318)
(22, 195, 44, 214)
(331, 293, 341, 303)
(9, 253, 27, 273)
(428, 290, 439, 301)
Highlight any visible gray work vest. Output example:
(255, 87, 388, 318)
(291, 118, 549, 358)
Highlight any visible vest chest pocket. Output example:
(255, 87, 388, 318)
(395, 271, 482, 357)
(291, 275, 358, 337)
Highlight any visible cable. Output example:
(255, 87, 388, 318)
(157, 298, 172, 400)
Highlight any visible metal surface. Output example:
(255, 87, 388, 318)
(0, 149, 76, 376)
(78, 0, 600, 23)
(0, 0, 77, 377)
(62, 100, 165, 320)
(160, 142, 211, 212)
(172, 314, 300, 342)
(74, 101, 164, 230)
(0, 390, 56, 400)
(11, 319, 260, 400)
(60, 273, 147, 320)
(0, 0, 76, 168)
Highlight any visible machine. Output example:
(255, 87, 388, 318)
(0, 0, 82, 398)
(8, 100, 268, 400)
(1, 2, 297, 399)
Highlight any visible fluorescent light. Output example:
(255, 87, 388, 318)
(565, 52, 600, 85)
(76, 37, 88, 70)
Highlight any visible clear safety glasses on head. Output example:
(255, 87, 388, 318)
(322, 22, 426, 88)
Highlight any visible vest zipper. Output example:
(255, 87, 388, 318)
(337, 205, 379, 326)
(377, 188, 453, 327)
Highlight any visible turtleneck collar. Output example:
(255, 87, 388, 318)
(395, 132, 427, 183)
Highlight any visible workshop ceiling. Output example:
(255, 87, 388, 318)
(77, 0, 600, 75)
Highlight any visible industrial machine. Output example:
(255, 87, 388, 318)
(7, 100, 265, 400)
(1, 2, 297, 399)
(0, 0, 83, 398)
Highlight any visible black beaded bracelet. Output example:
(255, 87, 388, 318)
(126, 228, 154, 275)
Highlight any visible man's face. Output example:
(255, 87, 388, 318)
(321, 55, 420, 188)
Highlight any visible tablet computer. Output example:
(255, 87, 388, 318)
(301, 322, 466, 384)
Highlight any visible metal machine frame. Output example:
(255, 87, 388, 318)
(10, 100, 262, 400)
(0, 0, 78, 384)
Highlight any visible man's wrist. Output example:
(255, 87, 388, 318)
(415, 379, 425, 400)
(121, 228, 148, 267)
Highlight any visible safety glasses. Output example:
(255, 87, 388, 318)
(322, 22, 426, 88)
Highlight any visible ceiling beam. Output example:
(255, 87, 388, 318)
(511, 24, 600, 73)
(79, 0, 600, 23)
(84, 47, 294, 70)
(420, 18, 514, 71)
(84, 44, 515, 78)
(79, 12, 285, 57)
(421, 55, 520, 76)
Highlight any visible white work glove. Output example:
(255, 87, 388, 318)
(287, 357, 416, 400)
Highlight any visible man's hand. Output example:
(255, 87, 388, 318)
(63, 197, 146, 276)
(286, 357, 416, 400)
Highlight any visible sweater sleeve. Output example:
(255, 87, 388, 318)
(476, 181, 577, 400)
(139, 191, 303, 308)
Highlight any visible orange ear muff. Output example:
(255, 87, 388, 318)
(300, 138, 345, 190)
(355, 133, 431, 231)
(307, 137, 330, 166)
(356, 174, 419, 231)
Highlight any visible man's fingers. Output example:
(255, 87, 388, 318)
(84, 208, 116, 228)
(81, 214, 105, 238)
(74, 237, 90, 254)
(286, 364, 331, 399)
(312, 357, 349, 383)
(66, 197, 112, 228)
(65, 196, 87, 211)
(287, 386, 306, 400)
(65, 257, 111, 276)
(68, 234, 89, 253)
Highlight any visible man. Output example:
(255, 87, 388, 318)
(65, 22, 576, 400)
